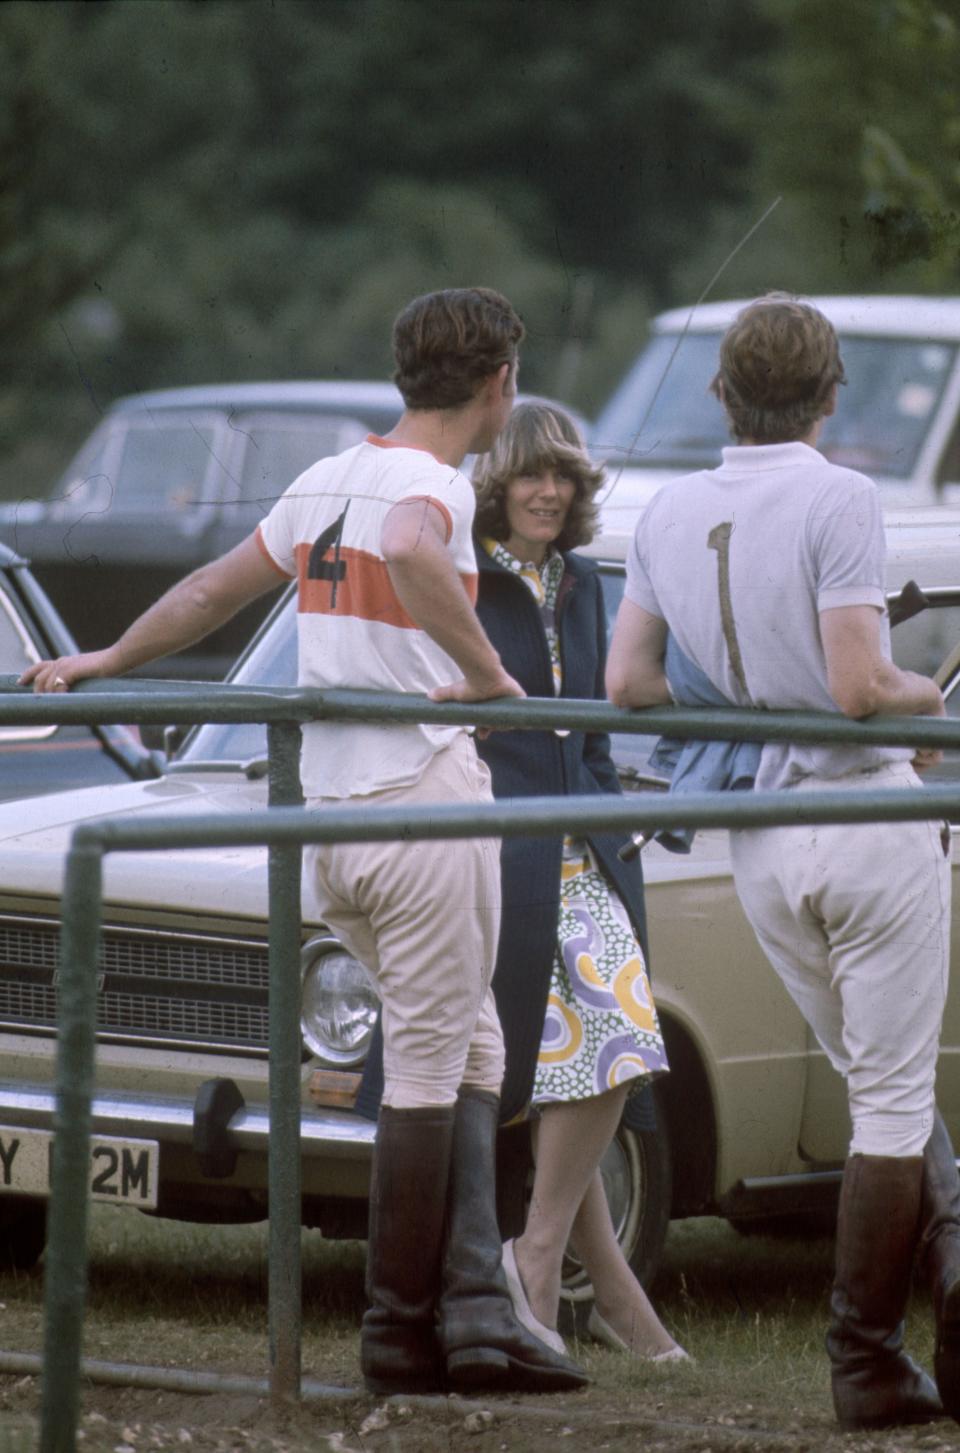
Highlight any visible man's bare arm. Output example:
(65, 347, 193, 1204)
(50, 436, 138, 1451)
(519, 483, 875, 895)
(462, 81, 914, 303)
(820, 603, 945, 769)
(381, 499, 523, 702)
(820, 605, 944, 717)
(605, 598, 671, 708)
(21, 534, 284, 692)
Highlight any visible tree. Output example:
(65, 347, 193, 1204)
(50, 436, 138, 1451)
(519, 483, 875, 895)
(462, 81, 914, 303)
(676, 0, 960, 302)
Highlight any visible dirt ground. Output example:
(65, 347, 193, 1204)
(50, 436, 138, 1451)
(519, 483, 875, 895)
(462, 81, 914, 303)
(4, 1216, 960, 1452)
(5, 1364, 960, 1453)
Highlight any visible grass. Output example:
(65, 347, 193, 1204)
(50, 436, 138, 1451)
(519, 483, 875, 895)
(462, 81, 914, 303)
(0, 1208, 949, 1451)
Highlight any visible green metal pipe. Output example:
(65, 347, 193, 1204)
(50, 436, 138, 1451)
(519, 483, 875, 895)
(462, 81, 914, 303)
(266, 722, 304, 1407)
(1, 1349, 357, 1403)
(3, 675, 960, 749)
(39, 843, 104, 1453)
(74, 782, 960, 856)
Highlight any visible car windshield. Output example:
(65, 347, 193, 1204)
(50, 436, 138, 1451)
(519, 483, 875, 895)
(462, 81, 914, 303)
(234, 414, 368, 509)
(178, 570, 960, 787)
(178, 593, 298, 766)
(592, 332, 957, 483)
(178, 572, 667, 777)
(51, 419, 220, 517)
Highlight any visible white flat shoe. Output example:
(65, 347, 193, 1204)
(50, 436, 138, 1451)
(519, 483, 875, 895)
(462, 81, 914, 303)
(501, 1239, 568, 1356)
(587, 1306, 691, 1363)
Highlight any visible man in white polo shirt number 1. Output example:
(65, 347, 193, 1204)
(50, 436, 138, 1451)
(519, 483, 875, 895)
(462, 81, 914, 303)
(607, 294, 960, 1430)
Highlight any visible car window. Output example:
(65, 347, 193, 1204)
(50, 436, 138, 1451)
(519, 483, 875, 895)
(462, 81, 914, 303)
(0, 584, 56, 743)
(232, 414, 369, 512)
(114, 421, 219, 513)
(53, 418, 220, 519)
(177, 594, 298, 765)
(592, 332, 957, 483)
(48, 423, 115, 518)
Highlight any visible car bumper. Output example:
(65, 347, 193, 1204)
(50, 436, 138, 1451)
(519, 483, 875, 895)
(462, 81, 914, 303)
(0, 1080, 377, 1161)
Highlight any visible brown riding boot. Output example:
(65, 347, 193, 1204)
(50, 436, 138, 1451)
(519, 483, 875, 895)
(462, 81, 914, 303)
(439, 1087, 589, 1393)
(360, 1104, 455, 1395)
(827, 1153, 942, 1429)
(919, 1112, 960, 1422)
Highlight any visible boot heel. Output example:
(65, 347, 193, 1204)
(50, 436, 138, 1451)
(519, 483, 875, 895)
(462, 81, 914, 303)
(935, 1273, 960, 1420)
(446, 1346, 510, 1387)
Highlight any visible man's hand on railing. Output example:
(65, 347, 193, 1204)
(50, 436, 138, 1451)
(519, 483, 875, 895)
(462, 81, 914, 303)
(18, 650, 115, 694)
(428, 666, 525, 706)
(912, 695, 947, 774)
(429, 666, 526, 739)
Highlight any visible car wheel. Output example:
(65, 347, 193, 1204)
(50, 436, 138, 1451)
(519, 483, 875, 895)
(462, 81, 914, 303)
(558, 1109, 671, 1331)
(0, 1195, 47, 1272)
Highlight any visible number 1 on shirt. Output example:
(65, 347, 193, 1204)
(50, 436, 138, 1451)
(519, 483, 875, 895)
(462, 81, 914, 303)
(707, 521, 751, 700)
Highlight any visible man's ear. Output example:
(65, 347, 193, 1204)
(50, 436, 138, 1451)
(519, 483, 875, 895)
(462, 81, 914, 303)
(493, 360, 513, 398)
(821, 382, 838, 419)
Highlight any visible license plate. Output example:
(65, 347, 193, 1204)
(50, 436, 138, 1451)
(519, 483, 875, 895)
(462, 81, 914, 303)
(0, 1126, 159, 1208)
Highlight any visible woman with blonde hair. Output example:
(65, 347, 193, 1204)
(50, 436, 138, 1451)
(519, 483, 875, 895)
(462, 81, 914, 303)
(469, 401, 686, 1361)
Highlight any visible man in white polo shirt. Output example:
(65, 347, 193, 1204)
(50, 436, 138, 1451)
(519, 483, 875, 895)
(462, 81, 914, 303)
(606, 294, 960, 1429)
(22, 287, 586, 1397)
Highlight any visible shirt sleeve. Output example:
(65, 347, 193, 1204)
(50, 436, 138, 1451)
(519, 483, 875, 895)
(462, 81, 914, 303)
(256, 483, 301, 578)
(623, 505, 664, 617)
(424, 467, 477, 571)
(811, 476, 886, 612)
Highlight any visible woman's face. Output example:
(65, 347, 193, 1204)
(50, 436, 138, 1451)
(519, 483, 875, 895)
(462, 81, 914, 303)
(502, 466, 577, 565)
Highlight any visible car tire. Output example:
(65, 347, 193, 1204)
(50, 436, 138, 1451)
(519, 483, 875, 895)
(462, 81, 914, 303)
(0, 1195, 47, 1272)
(558, 1105, 672, 1334)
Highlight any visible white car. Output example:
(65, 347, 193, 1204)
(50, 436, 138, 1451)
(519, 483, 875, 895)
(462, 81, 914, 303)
(1, 508, 960, 1307)
(593, 296, 960, 529)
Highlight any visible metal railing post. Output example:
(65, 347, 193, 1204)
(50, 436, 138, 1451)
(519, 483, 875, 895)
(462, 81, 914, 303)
(39, 837, 104, 1453)
(266, 722, 304, 1406)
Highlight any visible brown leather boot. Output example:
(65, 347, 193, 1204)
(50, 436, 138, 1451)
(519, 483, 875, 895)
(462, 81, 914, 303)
(439, 1087, 589, 1393)
(827, 1153, 942, 1429)
(360, 1104, 455, 1395)
(919, 1112, 960, 1422)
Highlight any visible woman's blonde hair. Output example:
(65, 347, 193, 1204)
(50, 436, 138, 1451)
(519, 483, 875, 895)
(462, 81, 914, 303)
(472, 400, 604, 551)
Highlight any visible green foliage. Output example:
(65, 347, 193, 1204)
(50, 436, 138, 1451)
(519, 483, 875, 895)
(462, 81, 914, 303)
(0, 0, 767, 498)
(7, 0, 959, 502)
(676, 0, 960, 301)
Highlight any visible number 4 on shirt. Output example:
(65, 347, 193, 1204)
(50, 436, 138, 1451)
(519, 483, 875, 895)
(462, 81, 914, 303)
(307, 504, 350, 607)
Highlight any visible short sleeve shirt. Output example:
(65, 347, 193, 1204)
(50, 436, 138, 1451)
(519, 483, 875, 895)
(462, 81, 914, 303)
(256, 435, 479, 798)
(625, 441, 910, 790)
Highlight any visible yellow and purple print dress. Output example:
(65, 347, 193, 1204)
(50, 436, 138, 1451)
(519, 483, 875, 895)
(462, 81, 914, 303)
(483, 540, 669, 1105)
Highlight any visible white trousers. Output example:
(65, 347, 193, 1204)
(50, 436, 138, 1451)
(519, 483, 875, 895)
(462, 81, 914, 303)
(304, 734, 505, 1110)
(730, 762, 951, 1158)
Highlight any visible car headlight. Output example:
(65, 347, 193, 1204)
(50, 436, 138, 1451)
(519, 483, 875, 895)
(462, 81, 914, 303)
(300, 937, 380, 1067)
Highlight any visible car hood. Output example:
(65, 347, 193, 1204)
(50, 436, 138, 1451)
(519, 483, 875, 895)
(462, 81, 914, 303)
(594, 463, 929, 534)
(0, 771, 282, 917)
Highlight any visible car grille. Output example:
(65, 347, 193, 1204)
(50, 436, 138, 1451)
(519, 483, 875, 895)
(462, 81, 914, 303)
(0, 916, 271, 1053)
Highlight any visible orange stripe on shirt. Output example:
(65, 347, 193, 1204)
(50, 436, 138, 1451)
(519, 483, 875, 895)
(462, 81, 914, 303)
(294, 543, 477, 625)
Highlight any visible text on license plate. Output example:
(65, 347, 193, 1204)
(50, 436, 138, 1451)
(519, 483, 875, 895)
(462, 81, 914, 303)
(0, 1126, 159, 1208)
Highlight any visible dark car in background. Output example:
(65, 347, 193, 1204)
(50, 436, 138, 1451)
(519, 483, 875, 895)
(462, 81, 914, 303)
(1, 382, 400, 678)
(3, 382, 588, 680)
(0, 541, 155, 800)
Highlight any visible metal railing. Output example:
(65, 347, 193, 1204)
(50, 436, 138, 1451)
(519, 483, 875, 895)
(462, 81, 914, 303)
(1, 679, 960, 1452)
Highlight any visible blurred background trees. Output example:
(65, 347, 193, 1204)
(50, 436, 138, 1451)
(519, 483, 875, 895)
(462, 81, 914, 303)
(1, 0, 957, 499)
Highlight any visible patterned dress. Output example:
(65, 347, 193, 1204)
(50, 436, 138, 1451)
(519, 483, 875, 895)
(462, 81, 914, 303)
(482, 539, 669, 1106)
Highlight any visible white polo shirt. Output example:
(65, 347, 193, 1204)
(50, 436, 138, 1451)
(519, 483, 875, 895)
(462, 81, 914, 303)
(256, 435, 479, 798)
(625, 441, 911, 791)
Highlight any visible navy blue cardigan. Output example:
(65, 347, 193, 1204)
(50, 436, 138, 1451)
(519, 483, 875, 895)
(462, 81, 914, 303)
(354, 543, 651, 1125)
(473, 543, 650, 1121)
